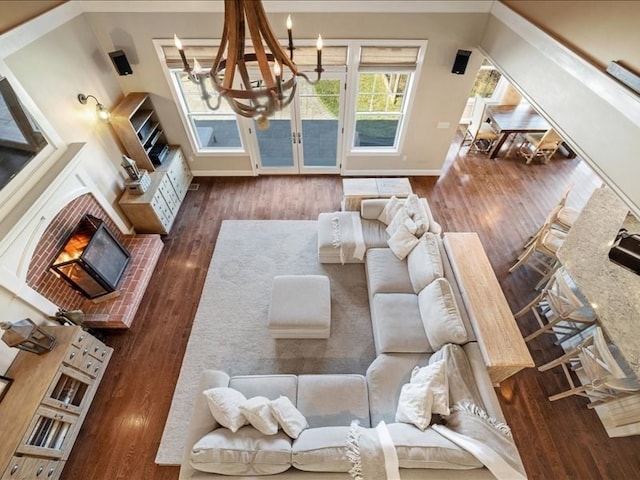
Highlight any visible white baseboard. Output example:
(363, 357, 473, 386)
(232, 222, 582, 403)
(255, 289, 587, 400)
(189, 170, 258, 177)
(340, 169, 441, 177)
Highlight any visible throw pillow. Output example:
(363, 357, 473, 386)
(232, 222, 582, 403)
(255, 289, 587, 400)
(418, 278, 468, 351)
(239, 396, 279, 435)
(407, 232, 444, 293)
(203, 387, 249, 433)
(387, 223, 420, 260)
(269, 396, 309, 439)
(377, 196, 403, 225)
(410, 359, 450, 416)
(405, 194, 429, 236)
(395, 381, 434, 431)
(385, 207, 412, 237)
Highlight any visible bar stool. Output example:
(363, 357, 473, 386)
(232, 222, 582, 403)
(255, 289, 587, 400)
(538, 326, 640, 408)
(509, 220, 566, 285)
(514, 267, 597, 344)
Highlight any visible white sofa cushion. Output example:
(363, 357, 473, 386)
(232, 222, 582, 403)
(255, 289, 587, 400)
(269, 396, 309, 439)
(395, 381, 435, 431)
(385, 206, 413, 237)
(407, 232, 444, 293)
(203, 387, 249, 433)
(365, 248, 413, 296)
(387, 222, 420, 260)
(296, 374, 370, 428)
(377, 195, 402, 225)
(418, 278, 469, 351)
(386, 423, 483, 469)
(405, 194, 429, 236)
(239, 396, 279, 435)
(371, 293, 433, 354)
(190, 426, 292, 475)
(292, 426, 353, 472)
(411, 360, 450, 416)
(365, 353, 431, 426)
(395, 360, 449, 430)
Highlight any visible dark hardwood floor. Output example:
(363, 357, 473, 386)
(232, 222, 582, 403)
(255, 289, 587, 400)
(62, 131, 640, 479)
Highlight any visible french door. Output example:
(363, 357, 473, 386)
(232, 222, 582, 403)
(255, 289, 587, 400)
(254, 73, 345, 174)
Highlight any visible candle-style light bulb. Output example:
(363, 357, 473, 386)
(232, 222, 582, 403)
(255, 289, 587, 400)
(174, 34, 190, 71)
(274, 62, 281, 77)
(286, 14, 294, 59)
(316, 35, 323, 72)
(193, 58, 203, 75)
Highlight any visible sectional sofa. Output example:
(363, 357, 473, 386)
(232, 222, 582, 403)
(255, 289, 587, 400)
(179, 195, 526, 479)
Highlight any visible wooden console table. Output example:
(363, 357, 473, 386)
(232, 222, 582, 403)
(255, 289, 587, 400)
(444, 232, 534, 384)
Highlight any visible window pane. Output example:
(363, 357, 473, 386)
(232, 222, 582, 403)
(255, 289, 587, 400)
(354, 114, 400, 147)
(172, 71, 242, 150)
(193, 116, 241, 148)
(469, 68, 502, 98)
(356, 73, 407, 113)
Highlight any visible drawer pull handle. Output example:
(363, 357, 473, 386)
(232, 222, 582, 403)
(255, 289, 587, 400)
(36, 466, 44, 476)
(10, 464, 19, 475)
(69, 352, 76, 359)
(83, 348, 89, 355)
(48, 467, 55, 477)
(78, 335, 85, 342)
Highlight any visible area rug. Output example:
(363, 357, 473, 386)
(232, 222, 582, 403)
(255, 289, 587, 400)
(156, 220, 374, 465)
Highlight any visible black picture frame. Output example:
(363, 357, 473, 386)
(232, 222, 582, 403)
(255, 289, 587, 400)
(0, 375, 12, 403)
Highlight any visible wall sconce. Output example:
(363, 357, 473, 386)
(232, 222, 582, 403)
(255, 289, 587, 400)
(1, 319, 56, 354)
(77, 93, 110, 121)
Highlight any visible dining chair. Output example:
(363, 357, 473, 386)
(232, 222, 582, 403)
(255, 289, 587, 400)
(537, 326, 640, 408)
(514, 267, 597, 344)
(461, 95, 498, 154)
(518, 128, 563, 164)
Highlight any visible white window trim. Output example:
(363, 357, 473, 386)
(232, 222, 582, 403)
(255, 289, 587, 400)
(345, 39, 427, 157)
(153, 38, 427, 160)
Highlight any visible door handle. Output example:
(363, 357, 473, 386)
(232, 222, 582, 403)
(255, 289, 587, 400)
(292, 132, 296, 144)
(297, 132, 302, 143)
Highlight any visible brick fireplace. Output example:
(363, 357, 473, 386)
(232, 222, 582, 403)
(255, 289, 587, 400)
(26, 193, 163, 329)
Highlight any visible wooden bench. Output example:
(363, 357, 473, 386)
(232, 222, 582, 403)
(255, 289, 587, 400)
(444, 232, 534, 384)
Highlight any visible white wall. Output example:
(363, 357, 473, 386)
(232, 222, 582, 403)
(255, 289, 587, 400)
(0, 6, 130, 371)
(85, 10, 488, 175)
(480, 4, 640, 217)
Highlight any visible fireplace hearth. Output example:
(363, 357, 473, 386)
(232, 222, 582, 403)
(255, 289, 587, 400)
(50, 214, 131, 299)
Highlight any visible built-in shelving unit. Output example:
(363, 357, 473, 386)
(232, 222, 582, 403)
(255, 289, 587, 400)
(110, 92, 167, 172)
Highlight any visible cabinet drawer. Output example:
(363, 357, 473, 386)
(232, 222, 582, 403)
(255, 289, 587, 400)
(70, 331, 91, 350)
(64, 346, 103, 378)
(2, 457, 61, 479)
(87, 338, 110, 361)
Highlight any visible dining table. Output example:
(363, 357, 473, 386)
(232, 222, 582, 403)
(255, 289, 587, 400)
(485, 103, 551, 159)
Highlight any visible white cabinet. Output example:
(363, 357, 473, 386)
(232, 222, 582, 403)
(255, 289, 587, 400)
(118, 146, 193, 234)
(0, 326, 113, 480)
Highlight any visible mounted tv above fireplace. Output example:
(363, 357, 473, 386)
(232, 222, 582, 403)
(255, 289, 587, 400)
(50, 214, 131, 299)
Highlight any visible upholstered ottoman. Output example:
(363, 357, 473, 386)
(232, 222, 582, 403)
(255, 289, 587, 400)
(268, 275, 331, 338)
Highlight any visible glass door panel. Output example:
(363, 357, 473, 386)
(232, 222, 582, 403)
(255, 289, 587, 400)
(298, 79, 341, 170)
(255, 104, 296, 171)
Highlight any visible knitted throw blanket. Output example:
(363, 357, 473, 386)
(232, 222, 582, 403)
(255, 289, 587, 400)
(433, 402, 527, 480)
(347, 421, 400, 480)
(331, 212, 366, 264)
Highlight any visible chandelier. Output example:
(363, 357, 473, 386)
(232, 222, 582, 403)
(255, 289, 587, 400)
(174, 0, 323, 129)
